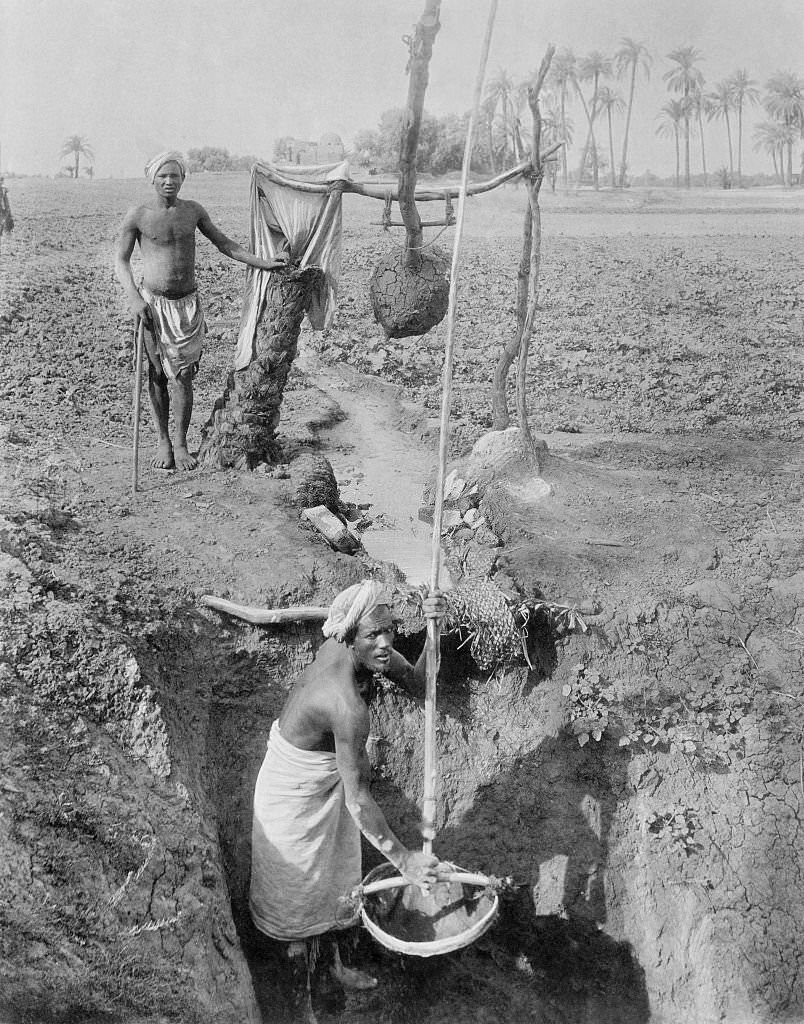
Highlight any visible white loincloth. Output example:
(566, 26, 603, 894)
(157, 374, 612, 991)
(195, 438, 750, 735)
(141, 286, 206, 380)
(249, 720, 361, 940)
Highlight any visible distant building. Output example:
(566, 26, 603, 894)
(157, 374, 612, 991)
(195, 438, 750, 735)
(317, 132, 345, 163)
(284, 133, 345, 165)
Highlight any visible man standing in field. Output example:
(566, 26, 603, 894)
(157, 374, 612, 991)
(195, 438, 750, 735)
(250, 580, 446, 1017)
(0, 177, 14, 251)
(115, 151, 287, 470)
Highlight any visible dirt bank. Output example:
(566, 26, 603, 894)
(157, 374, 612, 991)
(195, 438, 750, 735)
(1, 177, 803, 1023)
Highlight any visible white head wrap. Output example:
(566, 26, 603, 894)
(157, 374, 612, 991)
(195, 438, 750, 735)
(322, 581, 388, 642)
(145, 150, 187, 183)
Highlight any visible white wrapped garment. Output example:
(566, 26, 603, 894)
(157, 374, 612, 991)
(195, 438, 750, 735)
(249, 721, 361, 940)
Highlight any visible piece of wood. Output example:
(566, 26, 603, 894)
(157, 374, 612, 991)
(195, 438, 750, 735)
(490, 46, 558, 465)
(301, 505, 360, 554)
(371, 219, 453, 228)
(398, 0, 442, 265)
(200, 595, 330, 624)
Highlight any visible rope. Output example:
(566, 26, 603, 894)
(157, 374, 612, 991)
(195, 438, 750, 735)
(421, 0, 498, 856)
(382, 222, 452, 251)
(381, 191, 455, 250)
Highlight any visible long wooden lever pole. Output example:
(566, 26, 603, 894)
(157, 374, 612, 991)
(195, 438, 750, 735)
(421, 0, 498, 856)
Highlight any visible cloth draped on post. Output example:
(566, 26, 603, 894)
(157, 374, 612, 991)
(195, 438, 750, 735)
(234, 160, 349, 371)
(249, 720, 361, 941)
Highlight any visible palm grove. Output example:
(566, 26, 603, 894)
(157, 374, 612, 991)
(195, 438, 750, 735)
(335, 41, 804, 189)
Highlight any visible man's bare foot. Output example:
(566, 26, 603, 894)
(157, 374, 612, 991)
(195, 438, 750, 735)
(173, 444, 198, 471)
(151, 439, 175, 470)
(330, 946, 377, 991)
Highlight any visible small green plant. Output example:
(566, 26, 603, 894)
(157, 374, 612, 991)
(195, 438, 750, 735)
(522, 600, 589, 635)
(619, 678, 751, 766)
(562, 663, 618, 746)
(646, 805, 701, 856)
(618, 702, 696, 754)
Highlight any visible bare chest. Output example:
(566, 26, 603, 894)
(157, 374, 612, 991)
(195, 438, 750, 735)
(140, 207, 198, 248)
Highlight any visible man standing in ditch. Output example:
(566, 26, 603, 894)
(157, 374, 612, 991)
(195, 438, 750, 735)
(115, 151, 288, 471)
(250, 580, 446, 1016)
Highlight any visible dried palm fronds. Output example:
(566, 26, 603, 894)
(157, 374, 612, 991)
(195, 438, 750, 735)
(444, 579, 526, 671)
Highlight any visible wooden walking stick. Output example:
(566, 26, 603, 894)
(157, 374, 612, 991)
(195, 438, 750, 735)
(421, 0, 498, 856)
(131, 316, 145, 496)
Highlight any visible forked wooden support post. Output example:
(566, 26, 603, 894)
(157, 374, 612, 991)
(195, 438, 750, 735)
(490, 44, 562, 461)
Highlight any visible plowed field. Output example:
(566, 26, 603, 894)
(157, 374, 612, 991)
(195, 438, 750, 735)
(1, 174, 803, 1024)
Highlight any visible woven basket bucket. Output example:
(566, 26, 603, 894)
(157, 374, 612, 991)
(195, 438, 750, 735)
(360, 862, 499, 957)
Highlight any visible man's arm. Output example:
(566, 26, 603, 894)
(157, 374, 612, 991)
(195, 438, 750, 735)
(334, 706, 438, 888)
(114, 208, 150, 319)
(196, 205, 288, 272)
(383, 592, 447, 699)
(384, 648, 426, 699)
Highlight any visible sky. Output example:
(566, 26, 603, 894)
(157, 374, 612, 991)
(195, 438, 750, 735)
(1, 0, 802, 179)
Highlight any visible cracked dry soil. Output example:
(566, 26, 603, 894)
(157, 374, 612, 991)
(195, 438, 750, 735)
(1, 175, 803, 1024)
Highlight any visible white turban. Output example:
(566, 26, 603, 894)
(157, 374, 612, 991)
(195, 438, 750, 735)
(145, 150, 187, 183)
(322, 581, 388, 642)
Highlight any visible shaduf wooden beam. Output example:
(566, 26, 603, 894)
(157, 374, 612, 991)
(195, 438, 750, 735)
(253, 159, 530, 202)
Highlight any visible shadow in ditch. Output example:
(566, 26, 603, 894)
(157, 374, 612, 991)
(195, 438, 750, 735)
(431, 734, 650, 1023)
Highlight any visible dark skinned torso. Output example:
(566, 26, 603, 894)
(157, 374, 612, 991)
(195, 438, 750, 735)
(136, 199, 203, 297)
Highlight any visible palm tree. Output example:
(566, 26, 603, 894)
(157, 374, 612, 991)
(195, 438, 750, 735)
(596, 86, 624, 187)
(707, 80, 735, 182)
(729, 69, 759, 185)
(657, 100, 685, 187)
(614, 38, 652, 187)
(762, 71, 803, 186)
(540, 95, 570, 191)
(513, 74, 540, 160)
(689, 86, 709, 187)
(576, 51, 612, 189)
(753, 119, 795, 184)
(199, 269, 323, 469)
(481, 97, 498, 173)
(484, 68, 518, 170)
(60, 135, 94, 179)
(548, 48, 576, 190)
(664, 47, 704, 187)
